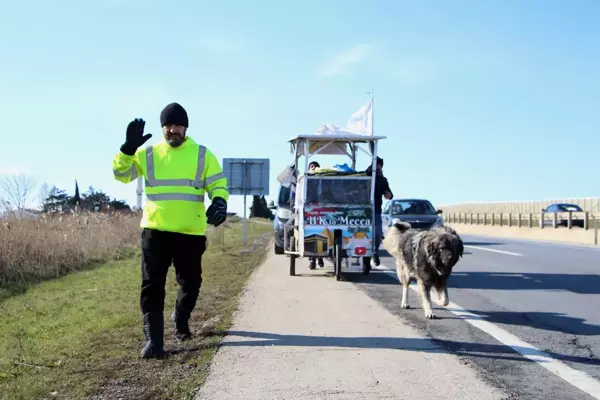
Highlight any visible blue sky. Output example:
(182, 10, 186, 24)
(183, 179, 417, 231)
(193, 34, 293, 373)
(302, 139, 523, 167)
(1, 0, 599, 215)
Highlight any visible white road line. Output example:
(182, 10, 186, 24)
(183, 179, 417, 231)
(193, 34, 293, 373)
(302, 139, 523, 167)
(465, 245, 523, 257)
(397, 283, 600, 399)
(371, 265, 395, 272)
(444, 296, 600, 399)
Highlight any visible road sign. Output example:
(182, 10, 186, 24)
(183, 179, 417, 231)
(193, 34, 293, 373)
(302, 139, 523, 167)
(223, 158, 270, 196)
(222, 158, 270, 245)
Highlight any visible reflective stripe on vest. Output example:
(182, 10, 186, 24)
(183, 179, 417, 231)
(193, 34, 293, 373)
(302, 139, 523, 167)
(146, 193, 204, 202)
(208, 186, 227, 198)
(143, 144, 207, 203)
(145, 145, 207, 189)
(205, 172, 225, 185)
(113, 166, 139, 180)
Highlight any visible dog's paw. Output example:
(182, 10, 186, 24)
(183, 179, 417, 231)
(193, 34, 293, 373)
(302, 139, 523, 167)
(424, 311, 437, 319)
(437, 297, 449, 307)
(437, 290, 449, 307)
(438, 299, 449, 307)
(401, 303, 410, 309)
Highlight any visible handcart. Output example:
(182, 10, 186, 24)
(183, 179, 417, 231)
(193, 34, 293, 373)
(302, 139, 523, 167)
(281, 132, 386, 281)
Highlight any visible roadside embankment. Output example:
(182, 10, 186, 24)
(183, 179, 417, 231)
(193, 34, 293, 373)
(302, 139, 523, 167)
(0, 218, 272, 400)
(447, 222, 598, 246)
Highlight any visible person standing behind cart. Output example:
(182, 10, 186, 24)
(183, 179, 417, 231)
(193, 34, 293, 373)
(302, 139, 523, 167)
(307, 161, 325, 269)
(365, 157, 393, 267)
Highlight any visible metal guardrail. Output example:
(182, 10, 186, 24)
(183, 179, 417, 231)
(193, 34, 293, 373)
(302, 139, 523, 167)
(443, 211, 599, 244)
(438, 198, 600, 216)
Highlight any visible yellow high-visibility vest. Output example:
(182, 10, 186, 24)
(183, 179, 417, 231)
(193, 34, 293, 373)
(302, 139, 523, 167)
(112, 136, 229, 236)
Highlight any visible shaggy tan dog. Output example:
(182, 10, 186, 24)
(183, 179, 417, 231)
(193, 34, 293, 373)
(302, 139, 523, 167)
(382, 221, 464, 319)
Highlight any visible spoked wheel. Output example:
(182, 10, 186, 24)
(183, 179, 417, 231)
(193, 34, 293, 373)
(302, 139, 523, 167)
(335, 235, 343, 281)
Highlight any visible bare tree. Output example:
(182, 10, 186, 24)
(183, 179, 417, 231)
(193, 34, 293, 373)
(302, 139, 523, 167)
(0, 197, 10, 214)
(0, 173, 38, 211)
(38, 182, 50, 208)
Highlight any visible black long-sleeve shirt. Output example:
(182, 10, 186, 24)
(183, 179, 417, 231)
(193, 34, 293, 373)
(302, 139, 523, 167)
(366, 166, 393, 213)
(374, 174, 392, 214)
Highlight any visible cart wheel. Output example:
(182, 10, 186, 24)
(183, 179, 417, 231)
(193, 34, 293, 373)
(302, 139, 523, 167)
(290, 255, 296, 276)
(274, 242, 284, 254)
(335, 237, 343, 281)
(289, 237, 296, 276)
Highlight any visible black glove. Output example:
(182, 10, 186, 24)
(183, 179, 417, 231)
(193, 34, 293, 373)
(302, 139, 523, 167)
(120, 118, 153, 156)
(206, 197, 227, 227)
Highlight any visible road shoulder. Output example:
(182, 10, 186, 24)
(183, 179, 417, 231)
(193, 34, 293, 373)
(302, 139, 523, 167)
(195, 251, 507, 400)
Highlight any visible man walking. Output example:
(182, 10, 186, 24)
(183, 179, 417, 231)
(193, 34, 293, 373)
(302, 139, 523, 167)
(307, 161, 324, 269)
(366, 157, 392, 267)
(112, 102, 229, 359)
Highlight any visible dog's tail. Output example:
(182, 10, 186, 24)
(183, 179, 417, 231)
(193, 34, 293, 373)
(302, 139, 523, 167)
(391, 220, 412, 233)
(382, 220, 411, 257)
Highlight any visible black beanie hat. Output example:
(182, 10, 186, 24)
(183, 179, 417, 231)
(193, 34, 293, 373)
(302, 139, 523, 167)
(160, 102, 189, 127)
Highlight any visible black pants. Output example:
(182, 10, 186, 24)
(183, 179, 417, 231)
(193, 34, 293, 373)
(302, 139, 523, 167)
(140, 228, 207, 315)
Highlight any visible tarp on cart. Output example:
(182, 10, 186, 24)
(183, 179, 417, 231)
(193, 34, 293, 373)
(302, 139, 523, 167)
(288, 125, 386, 156)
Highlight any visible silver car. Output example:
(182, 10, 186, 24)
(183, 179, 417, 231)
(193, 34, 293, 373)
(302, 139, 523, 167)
(381, 198, 444, 236)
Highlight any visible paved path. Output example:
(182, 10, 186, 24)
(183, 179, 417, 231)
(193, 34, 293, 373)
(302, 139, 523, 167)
(196, 251, 507, 400)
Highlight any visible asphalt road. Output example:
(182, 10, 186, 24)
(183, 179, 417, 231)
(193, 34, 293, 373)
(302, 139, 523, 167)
(350, 234, 600, 400)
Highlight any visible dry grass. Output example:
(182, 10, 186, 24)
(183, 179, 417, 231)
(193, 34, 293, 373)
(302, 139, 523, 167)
(0, 212, 141, 294)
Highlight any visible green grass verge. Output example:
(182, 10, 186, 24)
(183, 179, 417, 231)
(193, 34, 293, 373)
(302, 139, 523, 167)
(0, 219, 273, 400)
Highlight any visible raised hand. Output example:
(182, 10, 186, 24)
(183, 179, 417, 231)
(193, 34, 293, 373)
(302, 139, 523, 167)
(121, 118, 153, 155)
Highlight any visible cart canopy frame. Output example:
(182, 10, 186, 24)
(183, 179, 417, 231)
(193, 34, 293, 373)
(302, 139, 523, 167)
(283, 132, 387, 280)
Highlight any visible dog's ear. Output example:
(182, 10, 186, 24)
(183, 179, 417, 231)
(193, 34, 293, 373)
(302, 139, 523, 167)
(450, 236, 464, 258)
(458, 238, 464, 257)
(444, 229, 463, 258)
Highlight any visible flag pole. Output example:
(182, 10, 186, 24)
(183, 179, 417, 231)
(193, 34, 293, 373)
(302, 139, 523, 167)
(370, 88, 374, 136)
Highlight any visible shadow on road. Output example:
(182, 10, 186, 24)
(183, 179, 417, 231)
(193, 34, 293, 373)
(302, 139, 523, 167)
(343, 270, 400, 285)
(449, 271, 600, 295)
(377, 249, 392, 258)
(221, 330, 600, 366)
(459, 310, 600, 336)
(356, 270, 600, 337)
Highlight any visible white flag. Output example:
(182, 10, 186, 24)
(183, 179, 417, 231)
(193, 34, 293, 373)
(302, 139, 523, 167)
(346, 98, 373, 135)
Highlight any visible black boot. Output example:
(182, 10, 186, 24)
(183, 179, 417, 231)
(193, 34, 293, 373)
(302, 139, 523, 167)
(140, 312, 165, 359)
(373, 253, 380, 266)
(172, 308, 192, 341)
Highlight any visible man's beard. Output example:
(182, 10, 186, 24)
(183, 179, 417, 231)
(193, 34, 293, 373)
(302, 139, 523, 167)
(167, 135, 185, 147)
